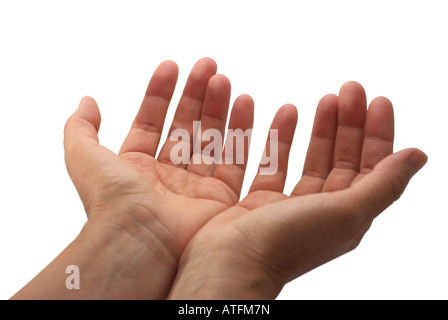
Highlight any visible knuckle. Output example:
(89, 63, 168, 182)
(387, 174, 407, 202)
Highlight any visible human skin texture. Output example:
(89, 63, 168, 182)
(11, 58, 427, 300)
(168, 80, 427, 299)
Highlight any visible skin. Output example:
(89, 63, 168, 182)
(11, 58, 427, 300)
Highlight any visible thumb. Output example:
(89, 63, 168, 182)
(349, 148, 428, 220)
(64, 97, 103, 205)
(64, 96, 101, 151)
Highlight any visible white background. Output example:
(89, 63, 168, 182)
(0, 0, 446, 300)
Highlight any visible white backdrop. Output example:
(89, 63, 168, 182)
(0, 0, 446, 300)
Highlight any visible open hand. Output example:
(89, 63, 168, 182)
(168, 82, 427, 299)
(13, 61, 426, 300)
(57, 58, 255, 299)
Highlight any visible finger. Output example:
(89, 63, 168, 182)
(213, 94, 254, 197)
(186, 74, 231, 176)
(119, 60, 179, 156)
(322, 81, 367, 192)
(249, 104, 298, 193)
(157, 58, 217, 166)
(291, 94, 338, 196)
(347, 148, 427, 221)
(351, 96, 394, 185)
(64, 97, 106, 206)
(64, 96, 101, 151)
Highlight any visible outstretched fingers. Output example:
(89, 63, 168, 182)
(322, 81, 367, 192)
(291, 94, 338, 196)
(119, 60, 179, 156)
(351, 96, 394, 185)
(186, 74, 232, 176)
(249, 104, 298, 193)
(157, 58, 218, 166)
(292, 87, 396, 196)
(213, 94, 254, 197)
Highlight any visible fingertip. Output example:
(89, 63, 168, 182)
(277, 103, 298, 121)
(407, 148, 428, 177)
(146, 61, 179, 99)
(371, 95, 392, 105)
(229, 94, 254, 130)
(198, 57, 217, 66)
(369, 96, 393, 113)
(158, 60, 180, 81)
(311, 94, 338, 140)
(79, 95, 97, 107)
(338, 81, 367, 127)
(272, 104, 298, 143)
(77, 96, 101, 131)
(182, 58, 219, 100)
(78, 96, 99, 115)
(319, 93, 338, 107)
(159, 59, 179, 71)
(233, 94, 254, 113)
(339, 81, 366, 95)
(195, 57, 218, 74)
(339, 81, 367, 107)
(364, 95, 395, 142)
(208, 73, 231, 90)
(317, 93, 338, 115)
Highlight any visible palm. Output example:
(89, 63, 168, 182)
(168, 81, 411, 299)
(121, 152, 236, 205)
(118, 151, 237, 243)
(65, 58, 256, 258)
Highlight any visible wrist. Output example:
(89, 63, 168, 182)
(169, 250, 283, 300)
(80, 214, 179, 299)
(171, 276, 281, 300)
(12, 208, 178, 300)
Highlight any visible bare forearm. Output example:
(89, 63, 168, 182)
(11, 220, 177, 300)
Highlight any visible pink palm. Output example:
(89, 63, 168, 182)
(64, 58, 255, 259)
(167, 82, 427, 299)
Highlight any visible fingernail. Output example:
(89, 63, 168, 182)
(408, 150, 428, 177)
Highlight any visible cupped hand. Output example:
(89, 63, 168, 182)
(168, 82, 428, 299)
(63, 58, 255, 298)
